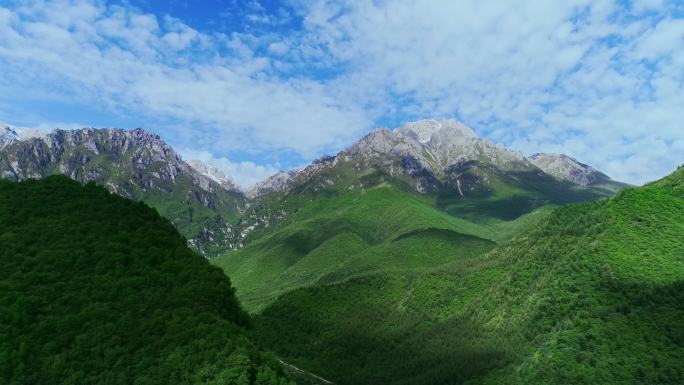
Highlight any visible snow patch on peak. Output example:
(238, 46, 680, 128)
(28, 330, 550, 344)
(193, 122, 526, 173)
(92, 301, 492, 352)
(0, 122, 47, 144)
(0, 125, 19, 148)
(188, 159, 240, 191)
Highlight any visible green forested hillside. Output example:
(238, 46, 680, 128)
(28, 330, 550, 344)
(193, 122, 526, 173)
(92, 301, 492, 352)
(252, 167, 684, 385)
(0, 176, 292, 385)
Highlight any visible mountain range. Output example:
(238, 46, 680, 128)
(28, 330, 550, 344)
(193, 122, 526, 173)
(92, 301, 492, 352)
(0, 119, 626, 257)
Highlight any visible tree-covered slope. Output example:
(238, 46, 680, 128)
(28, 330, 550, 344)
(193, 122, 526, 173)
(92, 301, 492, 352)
(253, 166, 684, 385)
(0, 176, 292, 385)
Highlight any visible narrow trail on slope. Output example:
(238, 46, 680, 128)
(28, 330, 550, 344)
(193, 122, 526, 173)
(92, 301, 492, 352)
(278, 358, 335, 384)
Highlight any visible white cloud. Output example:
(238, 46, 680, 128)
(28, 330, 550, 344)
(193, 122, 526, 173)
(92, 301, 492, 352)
(267, 41, 288, 55)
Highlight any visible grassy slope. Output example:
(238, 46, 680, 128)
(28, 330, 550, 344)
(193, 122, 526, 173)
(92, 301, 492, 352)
(0, 176, 291, 385)
(214, 183, 503, 312)
(254, 167, 684, 385)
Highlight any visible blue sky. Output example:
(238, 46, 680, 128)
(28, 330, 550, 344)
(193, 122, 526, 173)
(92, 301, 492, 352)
(0, 0, 683, 187)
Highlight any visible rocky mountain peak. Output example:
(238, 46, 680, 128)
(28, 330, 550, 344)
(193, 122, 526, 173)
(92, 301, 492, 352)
(247, 170, 298, 198)
(0, 124, 19, 148)
(0, 123, 47, 148)
(347, 127, 423, 158)
(529, 153, 610, 186)
(247, 119, 532, 198)
(397, 119, 526, 170)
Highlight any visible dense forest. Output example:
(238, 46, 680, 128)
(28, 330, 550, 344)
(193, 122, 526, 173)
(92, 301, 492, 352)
(0, 176, 292, 385)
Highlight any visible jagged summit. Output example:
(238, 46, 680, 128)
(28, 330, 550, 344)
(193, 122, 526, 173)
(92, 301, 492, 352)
(0, 122, 47, 148)
(246, 170, 298, 198)
(345, 119, 527, 174)
(399, 119, 477, 144)
(529, 153, 612, 186)
(246, 119, 623, 198)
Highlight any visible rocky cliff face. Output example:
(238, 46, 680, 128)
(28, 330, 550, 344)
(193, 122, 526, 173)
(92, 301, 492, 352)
(0, 126, 246, 256)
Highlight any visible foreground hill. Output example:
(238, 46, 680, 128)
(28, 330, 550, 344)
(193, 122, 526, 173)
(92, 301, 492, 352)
(0, 176, 292, 385)
(252, 166, 684, 384)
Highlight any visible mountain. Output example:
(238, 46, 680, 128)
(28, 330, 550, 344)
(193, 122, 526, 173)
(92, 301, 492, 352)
(232, 120, 624, 248)
(251, 165, 684, 385)
(247, 119, 532, 197)
(0, 176, 293, 385)
(0, 119, 645, 384)
(0, 126, 246, 256)
(248, 120, 624, 198)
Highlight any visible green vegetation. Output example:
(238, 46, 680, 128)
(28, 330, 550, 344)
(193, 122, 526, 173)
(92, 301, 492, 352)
(0, 176, 292, 385)
(214, 184, 500, 312)
(251, 167, 684, 384)
(437, 160, 614, 222)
